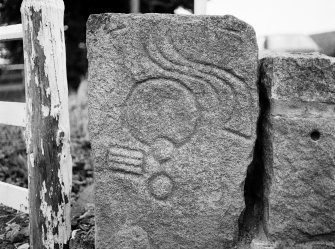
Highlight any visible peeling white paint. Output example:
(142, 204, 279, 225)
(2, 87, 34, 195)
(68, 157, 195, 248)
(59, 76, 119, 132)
(46, 87, 51, 97)
(24, 98, 33, 154)
(35, 75, 39, 86)
(40, 181, 53, 248)
(40, 179, 71, 247)
(51, 105, 60, 119)
(71, 229, 79, 239)
(41, 139, 44, 155)
(42, 105, 50, 117)
(29, 153, 34, 168)
(56, 130, 61, 147)
(21, 0, 72, 246)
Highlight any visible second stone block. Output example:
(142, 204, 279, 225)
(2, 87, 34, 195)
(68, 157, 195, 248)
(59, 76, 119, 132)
(260, 53, 335, 248)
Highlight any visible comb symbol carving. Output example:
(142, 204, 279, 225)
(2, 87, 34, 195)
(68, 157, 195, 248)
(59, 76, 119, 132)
(108, 145, 144, 175)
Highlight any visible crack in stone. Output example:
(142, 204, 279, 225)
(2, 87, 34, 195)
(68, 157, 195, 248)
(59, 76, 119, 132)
(237, 62, 271, 247)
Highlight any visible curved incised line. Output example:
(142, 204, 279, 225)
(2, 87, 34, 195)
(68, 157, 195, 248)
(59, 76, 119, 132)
(165, 34, 255, 138)
(153, 40, 252, 140)
(142, 32, 254, 140)
(167, 33, 256, 102)
(143, 36, 236, 126)
(167, 32, 255, 97)
(142, 40, 222, 107)
(158, 34, 240, 96)
(156, 45, 238, 127)
(224, 127, 253, 140)
(168, 31, 252, 89)
(155, 34, 254, 139)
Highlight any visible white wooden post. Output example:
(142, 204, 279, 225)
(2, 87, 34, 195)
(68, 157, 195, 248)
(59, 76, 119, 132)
(21, 0, 72, 248)
(194, 0, 207, 15)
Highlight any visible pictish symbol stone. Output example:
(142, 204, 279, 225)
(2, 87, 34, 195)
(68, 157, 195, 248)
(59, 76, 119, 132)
(87, 14, 259, 248)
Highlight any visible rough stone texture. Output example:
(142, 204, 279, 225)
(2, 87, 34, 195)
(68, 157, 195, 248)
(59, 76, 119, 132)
(260, 53, 335, 248)
(87, 14, 258, 249)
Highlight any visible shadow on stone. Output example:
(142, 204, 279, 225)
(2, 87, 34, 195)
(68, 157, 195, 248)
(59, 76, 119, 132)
(238, 64, 271, 246)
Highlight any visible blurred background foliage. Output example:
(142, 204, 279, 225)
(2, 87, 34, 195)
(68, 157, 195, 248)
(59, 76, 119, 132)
(0, 0, 193, 90)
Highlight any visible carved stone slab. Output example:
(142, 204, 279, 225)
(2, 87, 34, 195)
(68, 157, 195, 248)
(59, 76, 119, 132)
(260, 53, 335, 248)
(87, 14, 258, 249)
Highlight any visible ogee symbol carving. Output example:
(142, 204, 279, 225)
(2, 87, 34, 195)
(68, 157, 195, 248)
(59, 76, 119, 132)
(124, 79, 200, 200)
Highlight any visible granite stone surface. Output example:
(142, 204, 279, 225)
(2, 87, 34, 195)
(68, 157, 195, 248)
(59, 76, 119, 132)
(87, 13, 258, 249)
(260, 53, 335, 248)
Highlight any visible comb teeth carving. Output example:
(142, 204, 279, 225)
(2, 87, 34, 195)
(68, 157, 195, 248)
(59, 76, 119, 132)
(108, 145, 144, 175)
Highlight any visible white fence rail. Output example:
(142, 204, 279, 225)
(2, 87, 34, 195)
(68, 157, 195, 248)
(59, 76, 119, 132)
(0, 24, 23, 41)
(0, 83, 25, 92)
(0, 21, 28, 222)
(0, 182, 28, 213)
(0, 101, 25, 126)
(0, 64, 25, 71)
(0, 23, 28, 218)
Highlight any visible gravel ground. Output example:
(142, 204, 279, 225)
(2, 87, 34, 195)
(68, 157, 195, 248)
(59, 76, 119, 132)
(0, 81, 95, 248)
(0, 138, 95, 249)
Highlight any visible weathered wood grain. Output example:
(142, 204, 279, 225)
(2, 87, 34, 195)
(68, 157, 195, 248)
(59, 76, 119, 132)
(21, 0, 72, 248)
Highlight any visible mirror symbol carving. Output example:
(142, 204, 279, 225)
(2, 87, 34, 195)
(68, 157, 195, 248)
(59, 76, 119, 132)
(120, 78, 200, 199)
(125, 79, 200, 146)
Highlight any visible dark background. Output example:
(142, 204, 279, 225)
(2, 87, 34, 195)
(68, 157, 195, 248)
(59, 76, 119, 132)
(0, 0, 193, 90)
